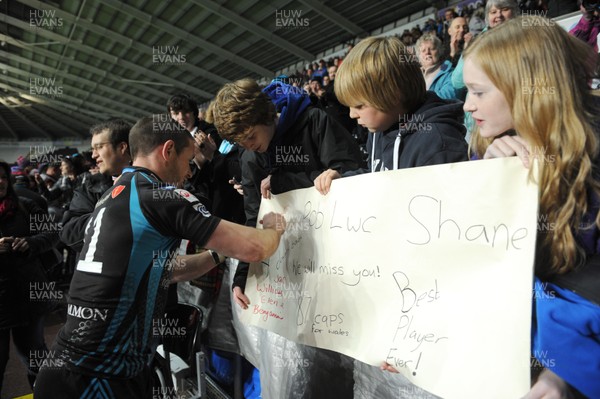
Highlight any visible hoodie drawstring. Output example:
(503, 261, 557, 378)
(393, 133, 402, 170)
(371, 133, 377, 173)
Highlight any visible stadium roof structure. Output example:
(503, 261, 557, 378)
(0, 0, 435, 141)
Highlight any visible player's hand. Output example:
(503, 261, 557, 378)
(260, 212, 286, 235)
(233, 286, 250, 309)
(314, 169, 341, 195)
(260, 175, 272, 199)
(483, 134, 531, 168)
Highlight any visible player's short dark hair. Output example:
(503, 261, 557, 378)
(129, 115, 193, 159)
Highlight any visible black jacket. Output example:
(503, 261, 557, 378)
(0, 198, 59, 328)
(60, 173, 113, 252)
(345, 91, 468, 176)
(185, 146, 245, 225)
(234, 106, 365, 289)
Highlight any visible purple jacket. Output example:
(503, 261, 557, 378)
(569, 16, 600, 52)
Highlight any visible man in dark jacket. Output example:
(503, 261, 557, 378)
(60, 119, 131, 252)
(167, 93, 245, 224)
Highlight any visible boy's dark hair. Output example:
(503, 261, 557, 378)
(89, 119, 131, 150)
(166, 93, 199, 117)
(129, 115, 193, 159)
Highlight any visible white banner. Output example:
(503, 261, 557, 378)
(240, 157, 538, 399)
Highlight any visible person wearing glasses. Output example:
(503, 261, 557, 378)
(60, 119, 131, 253)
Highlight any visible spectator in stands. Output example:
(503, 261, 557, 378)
(468, 6, 486, 34)
(411, 25, 423, 42)
(328, 65, 337, 80)
(440, 8, 458, 40)
(451, 0, 519, 136)
(520, 0, 548, 13)
(338, 43, 353, 67)
(487, 0, 520, 28)
(445, 8, 457, 23)
(305, 66, 313, 80)
(309, 76, 326, 98)
(37, 154, 87, 220)
(314, 36, 467, 195)
(43, 163, 60, 183)
(168, 93, 222, 147)
(445, 16, 469, 67)
(416, 33, 458, 99)
(313, 59, 328, 78)
(168, 93, 245, 224)
(569, 0, 600, 52)
(14, 170, 47, 212)
(7, 169, 49, 234)
(0, 160, 59, 390)
(38, 173, 56, 189)
(302, 81, 311, 94)
(462, 16, 599, 399)
(322, 63, 358, 135)
(60, 119, 131, 252)
(400, 30, 413, 46)
(322, 75, 331, 87)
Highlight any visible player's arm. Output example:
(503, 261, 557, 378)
(170, 251, 222, 283)
(205, 212, 286, 262)
(171, 212, 285, 282)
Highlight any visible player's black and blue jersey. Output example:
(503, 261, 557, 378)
(53, 166, 220, 379)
